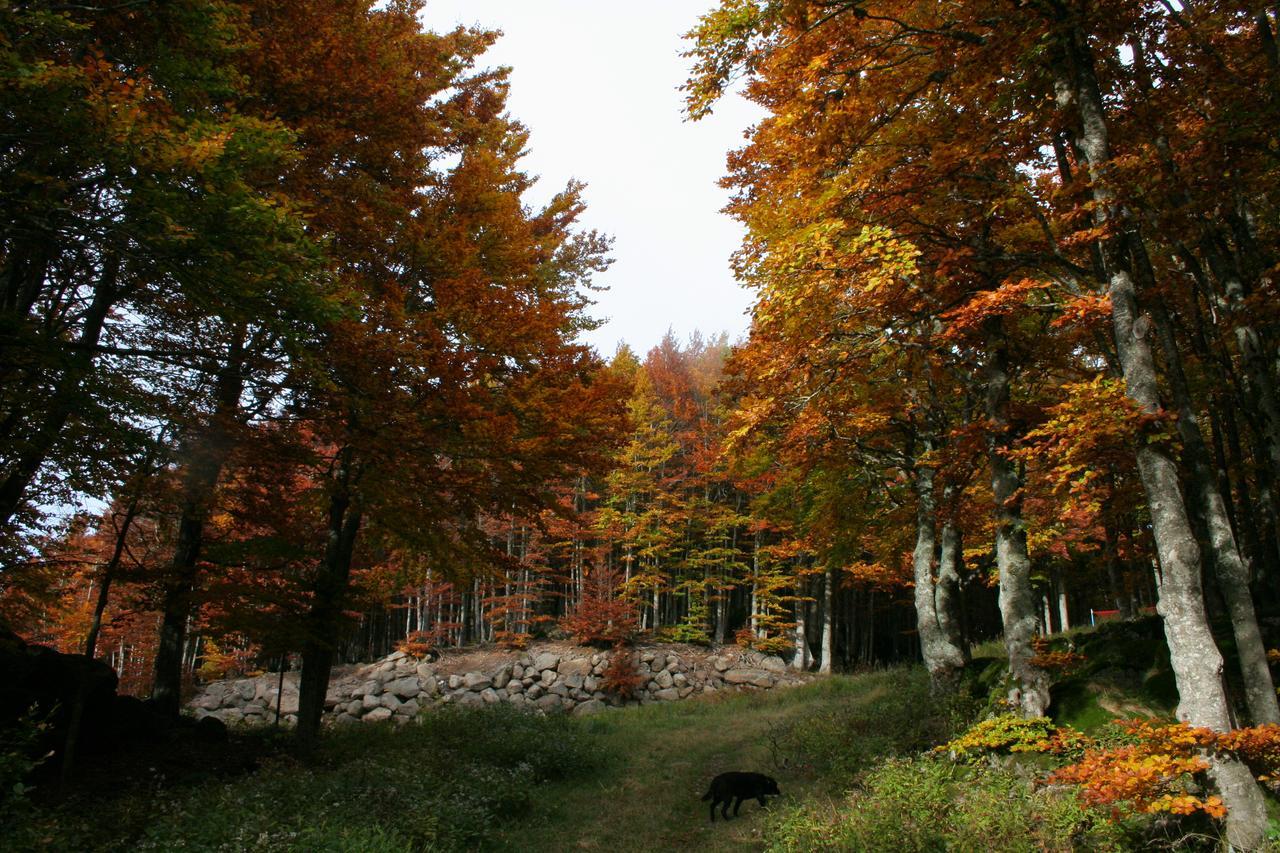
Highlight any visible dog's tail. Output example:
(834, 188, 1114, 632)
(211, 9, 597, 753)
(700, 787, 713, 801)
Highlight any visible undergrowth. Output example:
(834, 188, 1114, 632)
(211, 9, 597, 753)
(765, 756, 1129, 852)
(26, 705, 595, 852)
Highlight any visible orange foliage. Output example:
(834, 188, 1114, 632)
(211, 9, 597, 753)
(599, 645, 644, 701)
(1049, 720, 1280, 819)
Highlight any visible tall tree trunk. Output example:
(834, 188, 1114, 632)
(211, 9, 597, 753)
(818, 566, 834, 675)
(1055, 567, 1071, 632)
(1052, 24, 1268, 846)
(912, 464, 966, 689)
(937, 520, 968, 661)
(1103, 518, 1132, 618)
(151, 334, 246, 715)
(84, 491, 143, 660)
(297, 451, 363, 745)
(1148, 293, 1280, 726)
(985, 317, 1050, 716)
(792, 574, 811, 671)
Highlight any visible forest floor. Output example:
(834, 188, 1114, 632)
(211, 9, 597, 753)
(489, 675, 897, 852)
(14, 619, 1206, 851)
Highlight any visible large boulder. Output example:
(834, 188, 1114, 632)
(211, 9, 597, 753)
(0, 628, 121, 757)
(462, 671, 492, 691)
(534, 694, 563, 713)
(384, 677, 421, 699)
(533, 652, 560, 672)
(723, 668, 775, 688)
(759, 655, 787, 673)
(558, 658, 593, 678)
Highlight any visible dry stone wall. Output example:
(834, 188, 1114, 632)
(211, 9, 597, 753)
(188, 644, 801, 726)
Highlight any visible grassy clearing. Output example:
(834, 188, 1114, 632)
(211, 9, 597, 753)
(494, 668, 973, 853)
(15, 669, 963, 852)
(12, 627, 1197, 852)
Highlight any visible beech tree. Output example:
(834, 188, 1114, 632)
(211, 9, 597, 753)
(687, 1, 1278, 843)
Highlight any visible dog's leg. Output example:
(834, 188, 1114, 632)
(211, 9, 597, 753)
(722, 799, 732, 820)
(709, 799, 717, 822)
(733, 796, 743, 817)
(757, 796, 767, 810)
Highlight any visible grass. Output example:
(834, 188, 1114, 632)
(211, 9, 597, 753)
(490, 668, 974, 852)
(14, 669, 968, 853)
(23, 706, 597, 852)
(8, 621, 1227, 851)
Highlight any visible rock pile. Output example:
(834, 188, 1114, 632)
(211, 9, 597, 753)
(189, 644, 800, 726)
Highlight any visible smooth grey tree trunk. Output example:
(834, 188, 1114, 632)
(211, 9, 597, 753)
(1052, 22, 1268, 847)
(912, 465, 966, 689)
(792, 575, 811, 671)
(818, 567, 834, 675)
(1147, 290, 1280, 726)
(936, 519, 968, 661)
(985, 317, 1050, 716)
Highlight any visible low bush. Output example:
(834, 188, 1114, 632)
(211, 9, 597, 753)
(765, 755, 1128, 852)
(600, 645, 645, 700)
(1, 708, 50, 850)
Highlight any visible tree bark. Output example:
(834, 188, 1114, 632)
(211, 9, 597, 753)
(1147, 292, 1280, 726)
(792, 575, 811, 671)
(818, 566, 834, 675)
(151, 334, 246, 715)
(1051, 21, 1268, 846)
(297, 451, 363, 745)
(936, 518, 968, 662)
(912, 464, 966, 689)
(985, 317, 1050, 716)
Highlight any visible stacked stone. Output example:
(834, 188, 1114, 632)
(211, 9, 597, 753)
(189, 671, 302, 727)
(331, 651, 438, 725)
(188, 645, 795, 727)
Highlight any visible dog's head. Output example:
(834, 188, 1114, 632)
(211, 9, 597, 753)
(765, 776, 781, 796)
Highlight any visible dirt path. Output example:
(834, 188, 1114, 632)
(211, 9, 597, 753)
(494, 681, 854, 852)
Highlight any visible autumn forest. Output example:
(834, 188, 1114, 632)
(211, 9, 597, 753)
(5, 0, 1280, 850)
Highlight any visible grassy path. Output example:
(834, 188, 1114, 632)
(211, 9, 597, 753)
(495, 677, 895, 853)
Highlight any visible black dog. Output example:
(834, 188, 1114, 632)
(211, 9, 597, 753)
(701, 771, 781, 821)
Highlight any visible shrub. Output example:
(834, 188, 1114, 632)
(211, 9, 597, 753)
(559, 595, 638, 647)
(1, 707, 50, 849)
(1029, 637, 1087, 677)
(600, 645, 645, 700)
(938, 714, 1092, 761)
(1048, 719, 1280, 820)
(494, 630, 531, 650)
(196, 637, 259, 682)
(765, 756, 1126, 852)
(395, 628, 445, 659)
(734, 627, 792, 655)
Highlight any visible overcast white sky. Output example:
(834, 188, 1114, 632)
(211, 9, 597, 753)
(418, 1, 764, 358)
